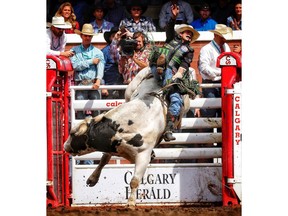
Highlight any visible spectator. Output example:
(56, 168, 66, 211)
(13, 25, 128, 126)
(103, 0, 128, 27)
(210, 0, 234, 25)
(110, 30, 151, 84)
(159, 0, 194, 31)
(227, 1, 242, 30)
(150, 4, 200, 141)
(90, 3, 114, 33)
(46, 16, 74, 57)
(190, 3, 217, 31)
(233, 42, 242, 56)
(198, 24, 232, 119)
(55, 1, 80, 34)
(101, 27, 125, 99)
(70, 23, 105, 120)
(119, 1, 156, 33)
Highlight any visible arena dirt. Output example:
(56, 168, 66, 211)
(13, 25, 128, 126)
(47, 205, 241, 216)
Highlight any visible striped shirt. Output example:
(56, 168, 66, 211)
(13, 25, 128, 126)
(46, 28, 67, 56)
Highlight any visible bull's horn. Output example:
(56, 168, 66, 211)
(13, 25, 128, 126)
(93, 113, 105, 123)
(75, 122, 88, 136)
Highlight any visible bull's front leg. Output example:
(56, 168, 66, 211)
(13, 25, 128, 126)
(86, 153, 111, 187)
(127, 150, 152, 208)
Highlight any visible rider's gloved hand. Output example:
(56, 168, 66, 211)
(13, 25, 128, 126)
(172, 71, 183, 80)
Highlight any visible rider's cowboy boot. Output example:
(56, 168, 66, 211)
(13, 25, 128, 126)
(163, 115, 176, 141)
(156, 54, 166, 75)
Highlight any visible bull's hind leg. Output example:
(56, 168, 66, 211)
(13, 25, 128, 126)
(86, 153, 111, 187)
(127, 149, 152, 208)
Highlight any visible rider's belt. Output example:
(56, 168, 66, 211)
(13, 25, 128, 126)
(75, 79, 96, 85)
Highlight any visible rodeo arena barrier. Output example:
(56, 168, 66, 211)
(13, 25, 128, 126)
(46, 52, 242, 208)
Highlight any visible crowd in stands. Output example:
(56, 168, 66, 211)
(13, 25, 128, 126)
(47, 0, 242, 31)
(47, 0, 242, 156)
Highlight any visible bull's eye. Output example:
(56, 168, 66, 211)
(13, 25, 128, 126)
(70, 134, 89, 153)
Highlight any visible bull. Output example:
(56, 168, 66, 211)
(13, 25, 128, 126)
(64, 67, 190, 207)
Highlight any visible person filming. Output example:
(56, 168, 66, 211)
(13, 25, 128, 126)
(110, 28, 151, 84)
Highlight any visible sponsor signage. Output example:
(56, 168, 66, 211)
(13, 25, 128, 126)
(72, 164, 222, 205)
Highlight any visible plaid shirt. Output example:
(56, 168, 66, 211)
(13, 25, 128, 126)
(119, 16, 156, 33)
(90, 19, 114, 33)
(110, 39, 151, 84)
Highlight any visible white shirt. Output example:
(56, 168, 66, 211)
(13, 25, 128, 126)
(46, 28, 67, 56)
(198, 40, 231, 81)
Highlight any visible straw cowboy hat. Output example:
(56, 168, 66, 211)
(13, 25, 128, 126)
(103, 27, 119, 44)
(210, 24, 233, 40)
(175, 24, 200, 43)
(47, 16, 72, 29)
(75, 24, 96, 36)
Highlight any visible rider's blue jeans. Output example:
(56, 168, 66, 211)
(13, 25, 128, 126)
(151, 66, 183, 117)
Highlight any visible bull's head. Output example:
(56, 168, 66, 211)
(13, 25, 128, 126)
(64, 116, 93, 156)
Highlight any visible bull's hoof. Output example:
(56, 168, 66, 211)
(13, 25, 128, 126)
(127, 201, 136, 209)
(127, 197, 136, 209)
(86, 177, 98, 187)
(127, 204, 136, 210)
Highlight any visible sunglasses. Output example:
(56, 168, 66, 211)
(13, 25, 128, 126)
(131, 8, 142, 11)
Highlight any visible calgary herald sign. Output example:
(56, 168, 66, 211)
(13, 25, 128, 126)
(71, 163, 222, 205)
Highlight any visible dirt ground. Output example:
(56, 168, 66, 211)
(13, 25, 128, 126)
(47, 205, 241, 216)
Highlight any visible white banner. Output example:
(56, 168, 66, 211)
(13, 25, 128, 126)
(72, 164, 222, 205)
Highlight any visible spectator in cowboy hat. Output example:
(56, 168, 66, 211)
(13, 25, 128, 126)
(101, 27, 125, 99)
(190, 3, 217, 31)
(70, 23, 105, 120)
(118, 0, 156, 33)
(198, 24, 232, 123)
(150, 4, 200, 141)
(46, 16, 74, 57)
(70, 23, 106, 165)
(90, 3, 114, 33)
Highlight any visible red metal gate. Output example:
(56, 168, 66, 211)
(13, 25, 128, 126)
(217, 52, 242, 206)
(46, 55, 72, 207)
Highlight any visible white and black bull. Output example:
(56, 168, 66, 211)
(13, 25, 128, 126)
(64, 67, 190, 207)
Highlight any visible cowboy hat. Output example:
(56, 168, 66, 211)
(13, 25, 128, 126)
(75, 23, 96, 36)
(195, 3, 211, 12)
(103, 27, 119, 44)
(210, 24, 233, 40)
(92, 3, 108, 17)
(175, 24, 200, 43)
(126, 1, 147, 15)
(48, 16, 72, 29)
